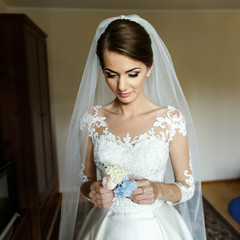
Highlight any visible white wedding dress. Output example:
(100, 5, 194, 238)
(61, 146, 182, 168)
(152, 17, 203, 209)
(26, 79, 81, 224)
(77, 105, 194, 240)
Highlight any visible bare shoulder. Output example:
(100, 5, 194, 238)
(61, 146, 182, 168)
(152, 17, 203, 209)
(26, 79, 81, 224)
(97, 102, 116, 117)
(150, 104, 184, 120)
(166, 106, 183, 118)
(149, 103, 168, 117)
(101, 102, 114, 111)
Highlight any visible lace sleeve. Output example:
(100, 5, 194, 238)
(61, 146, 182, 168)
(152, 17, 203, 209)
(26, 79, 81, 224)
(79, 116, 97, 201)
(167, 107, 195, 205)
(79, 164, 94, 202)
(79, 105, 107, 139)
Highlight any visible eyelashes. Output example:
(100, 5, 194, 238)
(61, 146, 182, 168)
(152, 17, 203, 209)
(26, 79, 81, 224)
(128, 73, 139, 78)
(105, 72, 140, 78)
(105, 73, 117, 78)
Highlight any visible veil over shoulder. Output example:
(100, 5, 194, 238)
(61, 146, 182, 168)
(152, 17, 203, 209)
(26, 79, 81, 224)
(58, 14, 206, 240)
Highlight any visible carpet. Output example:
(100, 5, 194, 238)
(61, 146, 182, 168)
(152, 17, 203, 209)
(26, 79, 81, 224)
(203, 197, 240, 240)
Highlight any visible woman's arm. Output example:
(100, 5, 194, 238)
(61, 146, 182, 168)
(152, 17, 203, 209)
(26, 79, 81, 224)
(80, 137, 115, 208)
(168, 126, 194, 204)
(130, 110, 194, 205)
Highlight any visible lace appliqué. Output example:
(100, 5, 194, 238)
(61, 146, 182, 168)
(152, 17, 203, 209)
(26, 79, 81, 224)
(109, 198, 165, 214)
(100, 129, 161, 148)
(79, 164, 86, 184)
(154, 107, 194, 204)
(167, 170, 195, 206)
(153, 106, 187, 142)
(174, 170, 195, 202)
(79, 105, 107, 136)
(166, 170, 194, 206)
(87, 105, 185, 145)
(79, 164, 93, 202)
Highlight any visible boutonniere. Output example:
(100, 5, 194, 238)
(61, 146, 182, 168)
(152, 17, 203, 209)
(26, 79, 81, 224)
(100, 162, 137, 198)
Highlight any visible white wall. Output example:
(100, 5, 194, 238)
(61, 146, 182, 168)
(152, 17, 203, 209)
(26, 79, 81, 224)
(6, 8, 240, 189)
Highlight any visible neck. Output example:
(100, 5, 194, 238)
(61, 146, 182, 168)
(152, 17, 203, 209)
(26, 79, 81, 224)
(113, 93, 150, 117)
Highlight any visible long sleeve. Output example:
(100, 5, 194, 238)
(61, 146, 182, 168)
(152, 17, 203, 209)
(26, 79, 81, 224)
(168, 108, 195, 203)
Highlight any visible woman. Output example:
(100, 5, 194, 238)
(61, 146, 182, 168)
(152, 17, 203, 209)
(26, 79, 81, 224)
(59, 15, 206, 240)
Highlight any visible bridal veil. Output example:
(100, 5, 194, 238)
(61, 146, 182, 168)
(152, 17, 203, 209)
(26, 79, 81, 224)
(58, 14, 206, 240)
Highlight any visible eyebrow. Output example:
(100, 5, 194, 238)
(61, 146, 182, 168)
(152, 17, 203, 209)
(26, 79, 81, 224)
(104, 67, 141, 74)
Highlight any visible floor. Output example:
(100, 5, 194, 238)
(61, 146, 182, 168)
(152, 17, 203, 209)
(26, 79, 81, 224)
(202, 178, 240, 233)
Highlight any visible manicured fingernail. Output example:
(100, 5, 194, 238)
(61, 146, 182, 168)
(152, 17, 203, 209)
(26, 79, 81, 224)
(112, 197, 116, 202)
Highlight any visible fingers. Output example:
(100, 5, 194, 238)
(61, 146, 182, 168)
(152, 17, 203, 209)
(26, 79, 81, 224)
(131, 186, 145, 195)
(130, 191, 155, 205)
(90, 196, 114, 208)
(89, 181, 115, 208)
(131, 179, 152, 196)
(89, 179, 157, 207)
(91, 181, 111, 194)
(132, 198, 155, 205)
(90, 182, 114, 200)
(129, 179, 156, 205)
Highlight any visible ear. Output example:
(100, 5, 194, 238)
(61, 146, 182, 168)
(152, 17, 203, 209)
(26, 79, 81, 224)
(147, 66, 153, 77)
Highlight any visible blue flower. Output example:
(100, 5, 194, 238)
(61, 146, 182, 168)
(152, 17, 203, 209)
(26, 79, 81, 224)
(114, 176, 137, 198)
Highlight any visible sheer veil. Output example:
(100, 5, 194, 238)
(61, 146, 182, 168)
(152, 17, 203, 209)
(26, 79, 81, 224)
(59, 14, 206, 240)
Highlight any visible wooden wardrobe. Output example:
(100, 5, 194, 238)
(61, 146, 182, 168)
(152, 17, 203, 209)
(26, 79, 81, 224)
(0, 14, 58, 240)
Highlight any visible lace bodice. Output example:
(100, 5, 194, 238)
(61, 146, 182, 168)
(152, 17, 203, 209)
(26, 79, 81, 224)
(80, 105, 194, 205)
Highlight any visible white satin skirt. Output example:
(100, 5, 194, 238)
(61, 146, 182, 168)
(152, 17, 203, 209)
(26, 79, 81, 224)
(77, 199, 193, 240)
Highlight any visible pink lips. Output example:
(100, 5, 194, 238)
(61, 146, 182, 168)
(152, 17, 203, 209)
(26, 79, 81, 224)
(119, 92, 132, 98)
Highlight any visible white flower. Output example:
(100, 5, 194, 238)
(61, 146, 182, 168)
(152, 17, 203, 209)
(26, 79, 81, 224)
(105, 164, 128, 185)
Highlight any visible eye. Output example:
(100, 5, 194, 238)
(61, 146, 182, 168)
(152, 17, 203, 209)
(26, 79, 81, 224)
(128, 72, 139, 78)
(105, 72, 117, 78)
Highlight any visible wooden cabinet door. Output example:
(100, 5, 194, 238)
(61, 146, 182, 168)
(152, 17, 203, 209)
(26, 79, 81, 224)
(24, 26, 47, 198)
(37, 38, 55, 188)
(0, 14, 58, 240)
(24, 22, 58, 240)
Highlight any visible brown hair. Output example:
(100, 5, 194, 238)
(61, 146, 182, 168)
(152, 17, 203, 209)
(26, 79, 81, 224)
(97, 19, 153, 69)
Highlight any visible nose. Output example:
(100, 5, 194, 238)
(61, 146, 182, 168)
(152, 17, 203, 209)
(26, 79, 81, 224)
(118, 76, 128, 92)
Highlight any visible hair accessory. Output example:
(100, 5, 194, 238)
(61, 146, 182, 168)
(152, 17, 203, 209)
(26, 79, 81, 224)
(119, 15, 129, 20)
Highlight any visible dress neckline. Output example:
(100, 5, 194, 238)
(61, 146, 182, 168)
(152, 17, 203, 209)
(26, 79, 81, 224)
(92, 105, 174, 146)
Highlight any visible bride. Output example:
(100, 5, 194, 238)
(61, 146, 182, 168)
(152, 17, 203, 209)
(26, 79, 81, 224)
(59, 15, 206, 240)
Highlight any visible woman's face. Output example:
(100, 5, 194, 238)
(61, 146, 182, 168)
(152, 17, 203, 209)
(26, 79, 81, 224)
(103, 50, 152, 104)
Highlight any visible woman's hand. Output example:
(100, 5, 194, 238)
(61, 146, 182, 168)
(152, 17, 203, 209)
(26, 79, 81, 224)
(128, 179, 160, 205)
(89, 181, 115, 208)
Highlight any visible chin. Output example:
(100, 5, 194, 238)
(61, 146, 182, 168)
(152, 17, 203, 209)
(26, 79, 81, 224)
(117, 96, 135, 104)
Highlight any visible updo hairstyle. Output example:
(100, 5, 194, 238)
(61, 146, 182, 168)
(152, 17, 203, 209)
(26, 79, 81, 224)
(97, 19, 153, 69)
